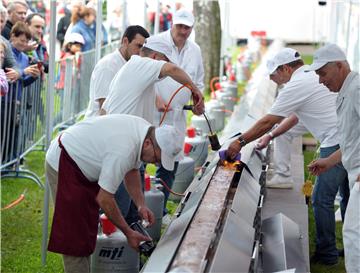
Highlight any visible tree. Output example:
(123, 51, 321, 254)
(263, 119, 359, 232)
(194, 0, 221, 94)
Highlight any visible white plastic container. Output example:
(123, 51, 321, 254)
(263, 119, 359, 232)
(222, 81, 238, 99)
(91, 215, 139, 273)
(190, 114, 216, 136)
(184, 127, 209, 168)
(169, 156, 195, 201)
(144, 174, 164, 241)
(205, 99, 225, 131)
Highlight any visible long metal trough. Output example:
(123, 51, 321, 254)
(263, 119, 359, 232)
(141, 40, 308, 273)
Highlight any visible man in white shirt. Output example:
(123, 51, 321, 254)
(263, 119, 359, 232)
(84, 25, 149, 118)
(152, 9, 205, 215)
(226, 48, 349, 265)
(101, 35, 204, 120)
(101, 35, 204, 224)
(45, 114, 183, 273)
(307, 44, 360, 273)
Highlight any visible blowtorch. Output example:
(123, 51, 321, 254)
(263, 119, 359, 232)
(183, 105, 221, 151)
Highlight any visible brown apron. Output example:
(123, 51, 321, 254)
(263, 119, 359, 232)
(48, 137, 100, 257)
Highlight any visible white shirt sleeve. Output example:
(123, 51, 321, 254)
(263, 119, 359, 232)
(184, 46, 204, 92)
(141, 57, 167, 82)
(195, 50, 205, 92)
(92, 67, 117, 101)
(269, 81, 304, 117)
(353, 80, 360, 117)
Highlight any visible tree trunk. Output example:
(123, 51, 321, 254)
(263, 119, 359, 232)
(193, 0, 221, 94)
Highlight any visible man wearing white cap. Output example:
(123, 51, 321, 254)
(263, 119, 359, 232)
(307, 43, 360, 272)
(100, 35, 204, 225)
(151, 9, 204, 216)
(101, 34, 204, 119)
(84, 25, 150, 118)
(226, 47, 349, 265)
(45, 114, 182, 273)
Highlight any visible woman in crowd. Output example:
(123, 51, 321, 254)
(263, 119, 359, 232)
(71, 6, 107, 52)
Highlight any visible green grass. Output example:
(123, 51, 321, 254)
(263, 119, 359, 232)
(1, 156, 179, 273)
(303, 150, 346, 273)
(302, 55, 313, 65)
(1, 151, 64, 273)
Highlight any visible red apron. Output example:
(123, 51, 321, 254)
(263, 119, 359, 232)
(48, 137, 100, 257)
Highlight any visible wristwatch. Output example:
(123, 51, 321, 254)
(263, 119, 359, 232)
(236, 134, 247, 147)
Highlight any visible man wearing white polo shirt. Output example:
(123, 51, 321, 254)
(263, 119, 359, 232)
(152, 9, 204, 216)
(84, 25, 149, 118)
(101, 35, 204, 120)
(101, 35, 204, 224)
(45, 114, 182, 273)
(226, 48, 349, 265)
(307, 44, 360, 272)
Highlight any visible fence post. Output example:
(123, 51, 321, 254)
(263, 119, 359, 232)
(42, 0, 57, 266)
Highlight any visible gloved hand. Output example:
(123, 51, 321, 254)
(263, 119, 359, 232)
(219, 149, 241, 162)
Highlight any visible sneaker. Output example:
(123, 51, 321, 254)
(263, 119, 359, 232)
(266, 174, 294, 189)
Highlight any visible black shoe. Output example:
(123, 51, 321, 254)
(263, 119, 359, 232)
(338, 249, 344, 257)
(310, 254, 338, 266)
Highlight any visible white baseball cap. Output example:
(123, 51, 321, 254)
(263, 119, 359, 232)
(144, 35, 175, 63)
(173, 9, 195, 27)
(305, 43, 346, 71)
(267, 48, 301, 75)
(155, 125, 183, 171)
(65, 33, 85, 45)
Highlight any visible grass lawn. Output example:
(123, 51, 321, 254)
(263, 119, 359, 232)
(0, 152, 176, 273)
(1, 151, 64, 273)
(303, 150, 346, 273)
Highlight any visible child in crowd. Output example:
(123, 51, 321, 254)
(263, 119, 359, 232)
(60, 32, 85, 59)
(54, 33, 84, 124)
(56, 32, 84, 90)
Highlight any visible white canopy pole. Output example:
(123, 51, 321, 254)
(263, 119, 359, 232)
(219, 0, 230, 77)
(41, 0, 56, 265)
(144, 0, 147, 28)
(154, 0, 160, 35)
(95, 0, 103, 63)
(122, 0, 127, 33)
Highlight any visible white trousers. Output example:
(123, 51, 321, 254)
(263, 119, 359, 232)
(273, 122, 308, 177)
(343, 182, 360, 273)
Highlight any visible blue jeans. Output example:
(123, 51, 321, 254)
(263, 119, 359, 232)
(312, 145, 349, 263)
(114, 164, 145, 225)
(155, 162, 179, 215)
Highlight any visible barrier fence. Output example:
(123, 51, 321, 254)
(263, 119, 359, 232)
(0, 41, 120, 186)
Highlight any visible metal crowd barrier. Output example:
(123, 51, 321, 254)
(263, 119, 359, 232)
(1, 78, 45, 187)
(1, 41, 120, 186)
(53, 41, 120, 129)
